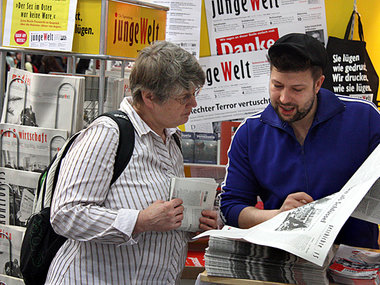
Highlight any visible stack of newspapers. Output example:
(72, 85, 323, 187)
(328, 244, 380, 285)
(205, 236, 336, 284)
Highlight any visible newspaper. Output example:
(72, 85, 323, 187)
(169, 177, 218, 232)
(195, 144, 380, 267)
(328, 244, 380, 283)
(0, 167, 40, 226)
(184, 50, 270, 132)
(0, 224, 25, 280)
(205, 0, 328, 55)
(0, 123, 68, 172)
(2, 68, 85, 135)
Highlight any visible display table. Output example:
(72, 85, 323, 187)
(199, 271, 288, 285)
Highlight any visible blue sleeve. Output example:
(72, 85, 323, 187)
(368, 104, 380, 153)
(219, 121, 259, 227)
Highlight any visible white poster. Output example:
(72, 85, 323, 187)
(150, 0, 202, 58)
(185, 49, 270, 132)
(205, 0, 328, 55)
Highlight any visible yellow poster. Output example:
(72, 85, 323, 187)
(71, 0, 101, 54)
(2, 0, 77, 51)
(107, 1, 167, 58)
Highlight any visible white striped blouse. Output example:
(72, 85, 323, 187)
(46, 98, 189, 285)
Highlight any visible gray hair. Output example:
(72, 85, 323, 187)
(129, 41, 205, 105)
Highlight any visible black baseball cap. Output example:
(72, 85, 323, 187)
(268, 33, 327, 70)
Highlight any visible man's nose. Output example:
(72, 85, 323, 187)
(279, 89, 291, 104)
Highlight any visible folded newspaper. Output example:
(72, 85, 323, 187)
(328, 244, 380, 284)
(195, 144, 380, 267)
(169, 177, 218, 232)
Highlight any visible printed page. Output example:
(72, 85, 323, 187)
(0, 225, 25, 280)
(150, 0, 202, 58)
(169, 177, 218, 232)
(184, 50, 270, 132)
(205, 0, 328, 55)
(0, 123, 68, 172)
(0, 167, 40, 226)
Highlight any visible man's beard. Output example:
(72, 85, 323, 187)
(273, 93, 316, 123)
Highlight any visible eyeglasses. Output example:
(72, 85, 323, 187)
(174, 87, 202, 105)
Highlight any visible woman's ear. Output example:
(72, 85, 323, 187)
(141, 90, 155, 109)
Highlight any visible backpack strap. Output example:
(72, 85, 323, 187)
(98, 110, 135, 184)
(173, 133, 182, 153)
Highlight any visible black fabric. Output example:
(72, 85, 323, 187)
(268, 33, 328, 69)
(20, 111, 135, 285)
(322, 10, 379, 107)
(20, 207, 67, 285)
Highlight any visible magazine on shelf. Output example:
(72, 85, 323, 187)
(0, 168, 40, 227)
(2, 68, 85, 135)
(194, 132, 218, 164)
(0, 224, 25, 280)
(169, 177, 218, 232)
(182, 132, 195, 163)
(195, 144, 380, 267)
(0, 123, 68, 172)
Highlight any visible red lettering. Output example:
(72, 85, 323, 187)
(220, 61, 233, 81)
(140, 18, 148, 44)
(250, 0, 260, 10)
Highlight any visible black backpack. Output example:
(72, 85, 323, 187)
(20, 110, 135, 285)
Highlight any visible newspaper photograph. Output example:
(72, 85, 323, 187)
(0, 167, 40, 226)
(184, 49, 270, 132)
(0, 224, 25, 280)
(0, 123, 68, 172)
(205, 0, 328, 55)
(2, 68, 84, 135)
(195, 144, 380, 267)
(169, 177, 218, 232)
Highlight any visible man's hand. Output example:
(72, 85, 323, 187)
(198, 209, 219, 231)
(279, 192, 314, 212)
(134, 198, 184, 234)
